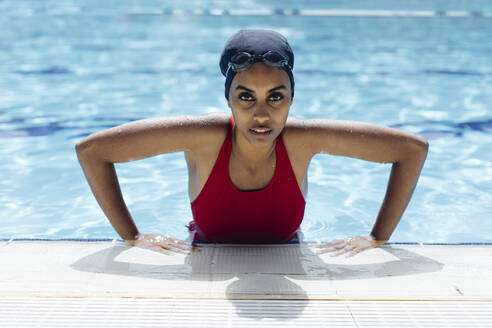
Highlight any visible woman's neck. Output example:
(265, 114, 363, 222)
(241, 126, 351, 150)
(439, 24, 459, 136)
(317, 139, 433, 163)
(231, 128, 276, 169)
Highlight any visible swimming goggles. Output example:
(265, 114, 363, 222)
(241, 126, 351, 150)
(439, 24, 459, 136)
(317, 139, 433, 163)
(226, 51, 291, 76)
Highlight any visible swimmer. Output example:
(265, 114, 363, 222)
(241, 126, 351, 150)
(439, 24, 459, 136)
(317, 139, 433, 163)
(75, 30, 428, 257)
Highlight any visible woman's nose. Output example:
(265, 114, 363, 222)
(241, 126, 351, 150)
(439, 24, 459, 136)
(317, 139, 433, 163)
(253, 105, 269, 124)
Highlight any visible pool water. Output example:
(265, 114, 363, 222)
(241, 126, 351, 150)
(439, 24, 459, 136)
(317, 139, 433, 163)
(1, 1, 491, 243)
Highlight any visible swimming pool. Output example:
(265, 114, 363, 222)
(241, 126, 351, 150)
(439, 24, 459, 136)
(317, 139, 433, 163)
(1, 1, 491, 243)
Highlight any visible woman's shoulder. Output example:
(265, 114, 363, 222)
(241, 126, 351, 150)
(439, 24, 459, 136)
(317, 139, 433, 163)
(76, 112, 231, 163)
(191, 111, 230, 136)
(282, 116, 324, 140)
(176, 112, 230, 151)
(146, 112, 231, 157)
(282, 116, 359, 156)
(282, 115, 427, 159)
(283, 116, 369, 138)
(151, 112, 230, 129)
(284, 116, 347, 130)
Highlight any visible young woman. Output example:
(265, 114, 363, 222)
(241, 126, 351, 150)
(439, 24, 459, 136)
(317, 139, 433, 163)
(76, 30, 428, 257)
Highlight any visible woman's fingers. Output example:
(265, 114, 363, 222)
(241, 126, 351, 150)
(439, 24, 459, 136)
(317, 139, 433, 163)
(157, 238, 199, 254)
(133, 234, 200, 255)
(312, 240, 345, 248)
(346, 247, 361, 257)
(149, 245, 175, 255)
(312, 240, 346, 254)
(312, 236, 377, 257)
(152, 242, 200, 255)
(157, 244, 186, 254)
(329, 244, 356, 257)
(165, 237, 192, 251)
(173, 239, 202, 253)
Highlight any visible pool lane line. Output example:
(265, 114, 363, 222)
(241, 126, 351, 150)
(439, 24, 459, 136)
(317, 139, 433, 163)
(122, 9, 492, 18)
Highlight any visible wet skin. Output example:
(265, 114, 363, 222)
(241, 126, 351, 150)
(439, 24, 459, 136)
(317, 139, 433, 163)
(76, 62, 428, 256)
(227, 63, 294, 192)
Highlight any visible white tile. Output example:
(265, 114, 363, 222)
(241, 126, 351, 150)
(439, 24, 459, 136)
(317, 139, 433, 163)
(0, 242, 491, 300)
(0, 298, 491, 328)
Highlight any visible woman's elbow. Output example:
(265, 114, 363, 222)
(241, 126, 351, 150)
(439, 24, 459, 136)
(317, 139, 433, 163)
(75, 137, 98, 161)
(406, 136, 429, 163)
(416, 137, 429, 158)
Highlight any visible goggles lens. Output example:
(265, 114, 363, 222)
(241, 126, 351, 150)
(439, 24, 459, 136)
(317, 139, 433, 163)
(227, 51, 291, 75)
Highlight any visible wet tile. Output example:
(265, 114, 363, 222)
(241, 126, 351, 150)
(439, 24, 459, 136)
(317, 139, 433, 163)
(1, 242, 491, 300)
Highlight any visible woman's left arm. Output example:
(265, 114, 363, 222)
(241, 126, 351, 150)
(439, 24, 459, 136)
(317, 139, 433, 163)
(296, 118, 429, 256)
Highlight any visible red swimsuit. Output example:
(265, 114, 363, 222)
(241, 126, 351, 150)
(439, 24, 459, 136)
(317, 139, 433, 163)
(188, 118, 306, 244)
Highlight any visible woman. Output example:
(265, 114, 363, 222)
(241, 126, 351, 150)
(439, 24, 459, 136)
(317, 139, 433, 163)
(76, 30, 428, 257)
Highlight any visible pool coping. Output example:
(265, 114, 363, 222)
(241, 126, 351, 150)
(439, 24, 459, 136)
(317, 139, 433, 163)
(2, 238, 492, 245)
(1, 240, 491, 300)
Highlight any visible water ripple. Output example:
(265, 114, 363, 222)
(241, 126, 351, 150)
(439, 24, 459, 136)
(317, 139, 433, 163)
(391, 118, 492, 139)
(14, 66, 74, 75)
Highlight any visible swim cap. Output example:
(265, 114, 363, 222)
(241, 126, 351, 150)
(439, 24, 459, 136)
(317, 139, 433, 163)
(219, 29, 295, 100)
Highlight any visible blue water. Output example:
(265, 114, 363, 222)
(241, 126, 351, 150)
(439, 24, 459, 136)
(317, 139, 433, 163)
(1, 1, 491, 243)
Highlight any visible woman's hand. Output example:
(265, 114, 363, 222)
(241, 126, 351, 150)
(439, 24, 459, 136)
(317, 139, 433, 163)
(125, 233, 200, 255)
(312, 235, 387, 257)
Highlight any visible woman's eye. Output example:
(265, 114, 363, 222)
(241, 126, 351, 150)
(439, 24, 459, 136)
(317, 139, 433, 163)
(239, 92, 254, 102)
(269, 92, 284, 102)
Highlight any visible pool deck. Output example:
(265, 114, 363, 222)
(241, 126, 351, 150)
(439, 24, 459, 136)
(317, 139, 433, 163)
(1, 240, 491, 300)
(1, 241, 491, 327)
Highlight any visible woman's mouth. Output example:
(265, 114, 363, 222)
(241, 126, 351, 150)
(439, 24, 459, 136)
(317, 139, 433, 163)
(249, 127, 273, 136)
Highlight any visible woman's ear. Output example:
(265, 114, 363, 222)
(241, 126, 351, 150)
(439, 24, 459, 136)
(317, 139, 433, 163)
(227, 99, 231, 108)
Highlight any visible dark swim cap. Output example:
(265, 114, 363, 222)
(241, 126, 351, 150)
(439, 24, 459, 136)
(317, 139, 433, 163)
(219, 29, 295, 100)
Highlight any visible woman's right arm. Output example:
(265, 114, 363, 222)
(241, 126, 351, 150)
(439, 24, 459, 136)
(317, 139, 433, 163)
(75, 114, 226, 245)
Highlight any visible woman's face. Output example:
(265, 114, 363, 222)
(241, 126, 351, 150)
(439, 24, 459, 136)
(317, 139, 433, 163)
(228, 62, 293, 147)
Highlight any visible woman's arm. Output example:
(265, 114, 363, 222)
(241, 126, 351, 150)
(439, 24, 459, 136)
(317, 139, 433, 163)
(75, 114, 226, 245)
(293, 118, 428, 254)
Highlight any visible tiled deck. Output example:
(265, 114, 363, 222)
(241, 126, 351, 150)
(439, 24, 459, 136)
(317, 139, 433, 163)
(0, 241, 491, 327)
